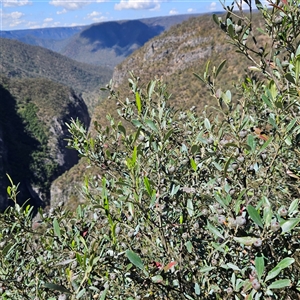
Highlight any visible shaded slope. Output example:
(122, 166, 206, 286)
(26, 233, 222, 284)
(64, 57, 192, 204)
(0, 75, 90, 210)
(60, 14, 202, 68)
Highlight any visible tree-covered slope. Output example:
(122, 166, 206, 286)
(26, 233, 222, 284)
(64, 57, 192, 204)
(0, 75, 90, 210)
(0, 38, 112, 97)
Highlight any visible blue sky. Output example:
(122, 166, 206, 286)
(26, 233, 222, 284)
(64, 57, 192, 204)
(0, 0, 226, 30)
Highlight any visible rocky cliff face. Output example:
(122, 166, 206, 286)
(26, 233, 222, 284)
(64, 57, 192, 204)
(112, 33, 215, 86)
(0, 76, 90, 211)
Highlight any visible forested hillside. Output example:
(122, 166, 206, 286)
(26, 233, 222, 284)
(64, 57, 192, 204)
(0, 38, 112, 110)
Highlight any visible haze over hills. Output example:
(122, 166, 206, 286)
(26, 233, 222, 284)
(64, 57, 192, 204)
(1, 14, 202, 68)
(0, 26, 86, 52)
(60, 14, 203, 68)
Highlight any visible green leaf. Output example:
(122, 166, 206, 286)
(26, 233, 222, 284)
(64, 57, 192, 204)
(187, 198, 194, 217)
(223, 262, 240, 271)
(2, 243, 15, 257)
(195, 283, 201, 295)
(247, 134, 256, 152)
(132, 119, 142, 127)
(100, 288, 108, 300)
(258, 136, 273, 155)
(261, 94, 273, 109)
(132, 146, 137, 167)
(193, 72, 205, 83)
(128, 202, 134, 216)
(281, 218, 300, 233)
(286, 118, 297, 133)
(190, 158, 197, 171)
(118, 124, 126, 136)
(288, 199, 298, 215)
(145, 119, 158, 133)
(285, 73, 296, 84)
(247, 205, 264, 228)
(126, 250, 144, 271)
(255, 256, 264, 281)
(200, 266, 216, 272)
(151, 275, 163, 283)
(135, 91, 142, 114)
(53, 218, 61, 239)
(215, 59, 227, 78)
(147, 80, 156, 99)
(143, 176, 152, 196)
(205, 60, 210, 80)
(191, 144, 199, 154)
(44, 283, 71, 294)
(263, 206, 273, 228)
(6, 186, 11, 197)
(185, 241, 193, 253)
(228, 23, 235, 38)
(76, 288, 86, 299)
(268, 80, 277, 100)
(295, 55, 300, 85)
(265, 257, 295, 282)
(164, 129, 173, 143)
(223, 156, 233, 177)
(268, 279, 291, 289)
(206, 221, 224, 239)
(212, 14, 220, 25)
(204, 118, 211, 130)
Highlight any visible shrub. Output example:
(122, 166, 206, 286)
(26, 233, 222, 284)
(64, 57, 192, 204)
(1, 1, 300, 299)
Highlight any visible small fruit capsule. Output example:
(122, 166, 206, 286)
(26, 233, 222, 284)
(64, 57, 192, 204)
(237, 156, 245, 163)
(251, 279, 261, 290)
(253, 238, 262, 247)
(207, 137, 214, 145)
(231, 162, 239, 170)
(278, 206, 288, 217)
(182, 232, 188, 240)
(271, 219, 280, 232)
(168, 166, 176, 174)
(193, 222, 199, 230)
(239, 129, 248, 138)
(236, 216, 246, 226)
(218, 215, 226, 225)
(201, 208, 209, 216)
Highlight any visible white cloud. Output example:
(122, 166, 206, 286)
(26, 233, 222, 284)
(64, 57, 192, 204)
(44, 17, 53, 22)
(2, 0, 32, 7)
(114, 0, 160, 11)
(49, 0, 89, 10)
(187, 8, 196, 13)
(49, 0, 107, 11)
(57, 8, 67, 14)
(210, 2, 217, 10)
(86, 10, 107, 22)
(87, 11, 100, 18)
(10, 11, 24, 19)
(169, 8, 178, 15)
(2, 10, 24, 27)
